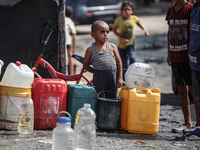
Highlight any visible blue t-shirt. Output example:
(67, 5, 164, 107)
(188, 3, 200, 71)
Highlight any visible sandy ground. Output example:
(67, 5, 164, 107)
(0, 15, 200, 150)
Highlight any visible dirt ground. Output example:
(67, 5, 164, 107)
(0, 14, 200, 150)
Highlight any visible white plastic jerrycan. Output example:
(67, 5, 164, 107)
(0, 59, 4, 75)
(125, 62, 155, 89)
(1, 61, 34, 88)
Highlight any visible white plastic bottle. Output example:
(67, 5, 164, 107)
(74, 103, 96, 150)
(52, 112, 74, 150)
(18, 97, 34, 134)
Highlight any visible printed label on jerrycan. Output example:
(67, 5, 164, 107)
(42, 96, 60, 114)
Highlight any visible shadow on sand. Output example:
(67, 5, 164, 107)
(161, 93, 180, 106)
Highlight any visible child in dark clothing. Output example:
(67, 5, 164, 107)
(187, 0, 200, 137)
(166, 0, 199, 133)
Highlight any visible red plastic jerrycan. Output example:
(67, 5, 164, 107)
(32, 78, 67, 129)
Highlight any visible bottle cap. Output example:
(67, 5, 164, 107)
(84, 103, 91, 108)
(57, 117, 71, 123)
(15, 61, 21, 66)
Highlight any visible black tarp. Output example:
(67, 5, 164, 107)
(0, 0, 59, 79)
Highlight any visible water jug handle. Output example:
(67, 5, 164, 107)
(97, 91, 124, 102)
(57, 111, 71, 119)
(135, 88, 148, 94)
(97, 90, 116, 98)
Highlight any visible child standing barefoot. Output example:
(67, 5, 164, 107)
(166, 0, 199, 133)
(188, 0, 200, 135)
(83, 20, 122, 97)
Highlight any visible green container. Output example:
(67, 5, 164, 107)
(67, 84, 97, 127)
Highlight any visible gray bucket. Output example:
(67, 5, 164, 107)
(97, 91, 123, 131)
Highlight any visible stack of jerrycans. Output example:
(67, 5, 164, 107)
(0, 61, 34, 131)
(119, 62, 161, 134)
(119, 86, 161, 134)
(67, 84, 97, 127)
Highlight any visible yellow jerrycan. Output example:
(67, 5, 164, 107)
(119, 86, 160, 134)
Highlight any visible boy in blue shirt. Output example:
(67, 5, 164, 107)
(188, 0, 200, 137)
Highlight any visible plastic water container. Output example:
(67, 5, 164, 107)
(52, 111, 74, 150)
(32, 78, 67, 129)
(67, 84, 97, 127)
(0, 85, 33, 131)
(1, 61, 34, 88)
(125, 63, 155, 89)
(119, 86, 160, 134)
(118, 86, 131, 131)
(74, 103, 96, 150)
(0, 59, 4, 75)
(18, 97, 34, 135)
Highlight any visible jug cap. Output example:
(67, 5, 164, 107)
(84, 103, 91, 108)
(57, 117, 71, 123)
(15, 61, 21, 66)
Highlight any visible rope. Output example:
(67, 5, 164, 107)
(3, 95, 8, 128)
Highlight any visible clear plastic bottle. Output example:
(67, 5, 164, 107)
(18, 97, 34, 134)
(74, 103, 96, 150)
(52, 113, 74, 150)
